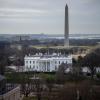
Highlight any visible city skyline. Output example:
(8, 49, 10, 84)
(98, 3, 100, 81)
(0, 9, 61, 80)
(0, 0, 100, 34)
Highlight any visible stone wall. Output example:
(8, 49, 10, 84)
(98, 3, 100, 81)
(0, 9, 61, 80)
(0, 86, 21, 100)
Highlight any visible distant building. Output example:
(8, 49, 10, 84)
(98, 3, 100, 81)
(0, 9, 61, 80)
(0, 41, 10, 51)
(10, 44, 23, 50)
(11, 35, 30, 41)
(82, 67, 100, 74)
(7, 65, 24, 72)
(24, 53, 72, 72)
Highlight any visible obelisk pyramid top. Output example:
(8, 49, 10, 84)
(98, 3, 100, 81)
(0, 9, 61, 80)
(65, 4, 68, 8)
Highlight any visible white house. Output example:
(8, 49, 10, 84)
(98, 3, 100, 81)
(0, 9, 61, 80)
(24, 53, 72, 72)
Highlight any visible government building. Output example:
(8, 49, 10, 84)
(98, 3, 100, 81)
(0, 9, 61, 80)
(24, 53, 72, 72)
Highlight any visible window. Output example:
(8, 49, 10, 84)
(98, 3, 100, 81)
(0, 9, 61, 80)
(59, 61, 60, 64)
(62, 61, 64, 63)
(55, 61, 57, 64)
(55, 66, 57, 70)
(33, 61, 35, 63)
(30, 61, 31, 64)
(26, 61, 28, 63)
(26, 66, 28, 69)
(33, 66, 35, 69)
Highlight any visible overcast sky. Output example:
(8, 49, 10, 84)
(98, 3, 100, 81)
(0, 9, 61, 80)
(0, 0, 100, 34)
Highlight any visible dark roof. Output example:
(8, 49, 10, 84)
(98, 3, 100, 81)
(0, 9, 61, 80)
(0, 75, 5, 81)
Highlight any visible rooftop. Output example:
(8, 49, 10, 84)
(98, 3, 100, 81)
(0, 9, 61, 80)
(25, 53, 71, 58)
(0, 75, 5, 81)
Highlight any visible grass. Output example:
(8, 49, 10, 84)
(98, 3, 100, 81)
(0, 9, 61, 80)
(5, 72, 56, 83)
(23, 96, 36, 100)
(23, 96, 49, 100)
(31, 45, 94, 49)
(5, 71, 100, 84)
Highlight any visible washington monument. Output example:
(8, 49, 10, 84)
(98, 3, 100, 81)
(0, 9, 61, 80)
(64, 4, 69, 47)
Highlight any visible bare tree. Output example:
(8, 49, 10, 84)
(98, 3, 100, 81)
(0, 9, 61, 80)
(31, 76, 44, 100)
(78, 80, 92, 100)
(83, 47, 100, 79)
(21, 83, 31, 97)
(72, 56, 83, 77)
(56, 63, 68, 83)
(20, 74, 31, 97)
(56, 83, 77, 100)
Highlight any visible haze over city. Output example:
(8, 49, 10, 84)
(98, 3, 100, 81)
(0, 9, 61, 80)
(0, 0, 100, 34)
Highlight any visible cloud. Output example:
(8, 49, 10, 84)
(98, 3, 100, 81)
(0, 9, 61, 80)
(0, 0, 100, 34)
(0, 8, 63, 19)
(0, 7, 48, 18)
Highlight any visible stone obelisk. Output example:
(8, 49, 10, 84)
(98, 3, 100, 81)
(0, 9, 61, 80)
(64, 4, 69, 47)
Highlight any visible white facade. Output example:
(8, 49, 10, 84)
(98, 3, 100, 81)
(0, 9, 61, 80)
(24, 53, 72, 72)
(82, 67, 100, 73)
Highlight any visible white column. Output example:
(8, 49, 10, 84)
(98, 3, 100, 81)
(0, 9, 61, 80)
(49, 61, 51, 71)
(46, 61, 47, 72)
(39, 62, 41, 71)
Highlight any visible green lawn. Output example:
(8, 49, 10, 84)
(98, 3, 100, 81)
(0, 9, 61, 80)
(5, 72, 56, 83)
(23, 96, 48, 100)
(23, 96, 36, 100)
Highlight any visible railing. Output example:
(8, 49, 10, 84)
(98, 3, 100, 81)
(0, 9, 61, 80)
(0, 84, 18, 95)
